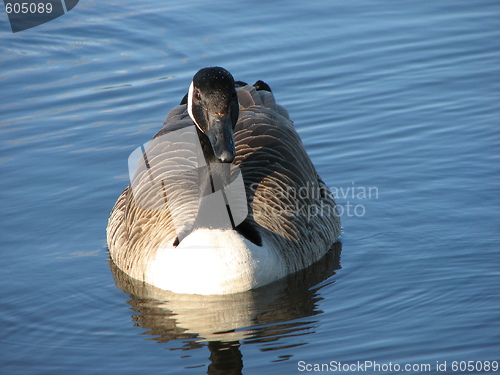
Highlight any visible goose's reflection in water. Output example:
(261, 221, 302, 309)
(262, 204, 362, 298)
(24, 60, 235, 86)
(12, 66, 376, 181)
(110, 242, 342, 374)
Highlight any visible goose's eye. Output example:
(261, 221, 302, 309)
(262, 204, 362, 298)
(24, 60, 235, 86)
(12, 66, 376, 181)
(194, 90, 201, 101)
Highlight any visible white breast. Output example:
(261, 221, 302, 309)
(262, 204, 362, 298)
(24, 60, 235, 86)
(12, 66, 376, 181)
(145, 228, 285, 295)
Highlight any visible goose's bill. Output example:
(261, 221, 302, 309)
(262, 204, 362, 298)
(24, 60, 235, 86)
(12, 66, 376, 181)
(206, 113, 236, 163)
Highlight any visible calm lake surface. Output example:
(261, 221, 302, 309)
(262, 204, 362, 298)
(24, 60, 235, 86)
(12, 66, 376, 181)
(1, 1, 499, 374)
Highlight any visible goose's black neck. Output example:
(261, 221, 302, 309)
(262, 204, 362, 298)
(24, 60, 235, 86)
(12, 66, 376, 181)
(195, 124, 219, 164)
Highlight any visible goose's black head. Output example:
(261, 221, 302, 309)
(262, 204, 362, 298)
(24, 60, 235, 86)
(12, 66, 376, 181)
(187, 67, 239, 163)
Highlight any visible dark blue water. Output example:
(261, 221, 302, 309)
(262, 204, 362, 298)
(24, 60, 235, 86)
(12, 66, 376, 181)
(1, 1, 499, 374)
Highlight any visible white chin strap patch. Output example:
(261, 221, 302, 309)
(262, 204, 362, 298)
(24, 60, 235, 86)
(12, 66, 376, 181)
(187, 81, 202, 131)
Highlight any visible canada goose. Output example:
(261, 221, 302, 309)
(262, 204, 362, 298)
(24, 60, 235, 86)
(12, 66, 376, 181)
(107, 67, 341, 295)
